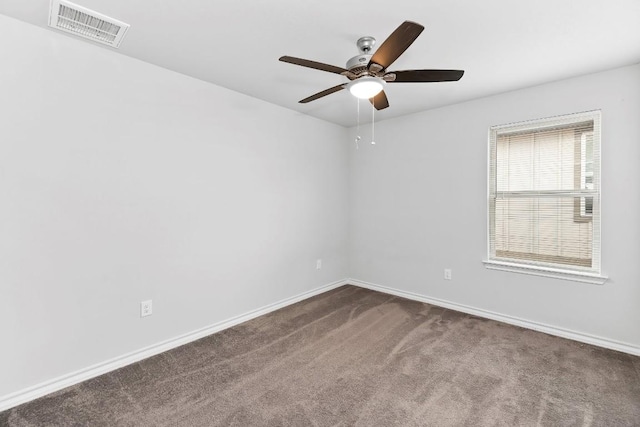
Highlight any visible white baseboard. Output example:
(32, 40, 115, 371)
(348, 279, 640, 357)
(0, 279, 348, 412)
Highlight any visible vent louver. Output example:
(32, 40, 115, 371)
(48, 0, 130, 48)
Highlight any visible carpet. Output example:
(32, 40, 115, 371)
(2, 285, 639, 426)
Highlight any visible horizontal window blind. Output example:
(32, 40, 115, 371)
(488, 111, 601, 273)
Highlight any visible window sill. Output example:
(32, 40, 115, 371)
(482, 260, 608, 285)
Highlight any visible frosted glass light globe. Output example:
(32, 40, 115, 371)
(348, 77, 384, 99)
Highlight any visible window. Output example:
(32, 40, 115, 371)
(485, 111, 606, 284)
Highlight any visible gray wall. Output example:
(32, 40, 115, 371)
(0, 15, 349, 398)
(349, 63, 640, 348)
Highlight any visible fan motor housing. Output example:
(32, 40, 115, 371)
(346, 54, 372, 73)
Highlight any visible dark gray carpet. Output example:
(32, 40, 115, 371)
(2, 285, 639, 426)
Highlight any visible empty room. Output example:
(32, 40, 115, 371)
(1, 0, 639, 425)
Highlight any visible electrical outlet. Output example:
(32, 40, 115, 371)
(444, 269, 452, 280)
(316, 259, 322, 270)
(140, 300, 153, 317)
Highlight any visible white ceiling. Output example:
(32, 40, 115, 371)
(2, 0, 639, 127)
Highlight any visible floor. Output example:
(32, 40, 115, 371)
(2, 285, 639, 426)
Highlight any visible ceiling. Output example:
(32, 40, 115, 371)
(2, 0, 639, 127)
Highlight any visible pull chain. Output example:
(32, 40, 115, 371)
(371, 99, 376, 145)
(355, 98, 361, 149)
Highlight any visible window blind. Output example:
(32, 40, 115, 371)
(488, 111, 601, 273)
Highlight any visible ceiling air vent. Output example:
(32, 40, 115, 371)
(48, 0, 130, 48)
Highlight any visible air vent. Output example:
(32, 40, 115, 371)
(48, 0, 129, 48)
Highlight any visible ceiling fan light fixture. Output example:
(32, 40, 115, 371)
(348, 76, 384, 99)
(280, 21, 464, 112)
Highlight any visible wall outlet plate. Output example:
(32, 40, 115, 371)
(444, 269, 452, 280)
(140, 300, 153, 317)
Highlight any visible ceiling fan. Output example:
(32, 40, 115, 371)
(279, 21, 464, 110)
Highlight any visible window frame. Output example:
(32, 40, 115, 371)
(577, 131, 594, 219)
(484, 111, 607, 285)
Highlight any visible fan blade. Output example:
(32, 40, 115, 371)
(368, 21, 424, 71)
(279, 56, 348, 75)
(369, 90, 389, 110)
(299, 84, 346, 103)
(388, 69, 465, 83)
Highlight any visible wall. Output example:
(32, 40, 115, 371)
(349, 63, 640, 349)
(0, 15, 349, 400)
